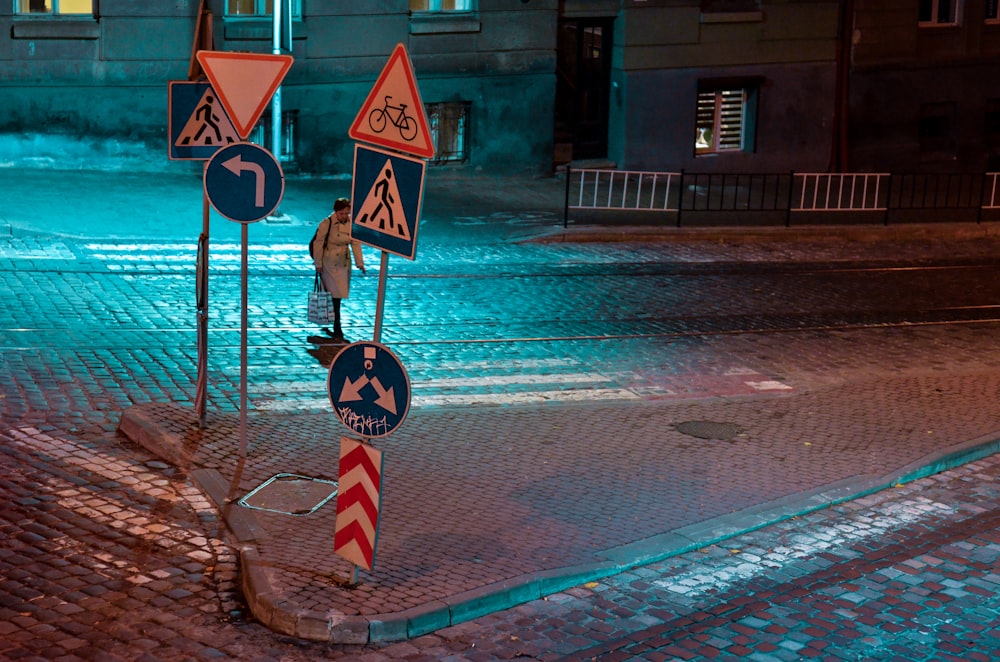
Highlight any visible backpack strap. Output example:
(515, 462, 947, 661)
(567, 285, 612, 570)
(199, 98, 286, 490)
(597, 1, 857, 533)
(311, 216, 334, 261)
(322, 215, 333, 251)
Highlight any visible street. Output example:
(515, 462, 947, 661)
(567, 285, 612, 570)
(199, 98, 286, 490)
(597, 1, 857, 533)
(2, 167, 1000, 660)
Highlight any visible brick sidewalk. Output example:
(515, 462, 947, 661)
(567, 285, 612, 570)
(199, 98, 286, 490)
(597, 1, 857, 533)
(118, 366, 1000, 644)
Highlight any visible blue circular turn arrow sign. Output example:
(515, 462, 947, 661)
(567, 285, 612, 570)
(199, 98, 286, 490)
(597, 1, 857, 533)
(204, 142, 284, 223)
(328, 341, 411, 438)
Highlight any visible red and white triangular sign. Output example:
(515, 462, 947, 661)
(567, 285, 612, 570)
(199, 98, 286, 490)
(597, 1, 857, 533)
(196, 51, 294, 139)
(349, 43, 435, 159)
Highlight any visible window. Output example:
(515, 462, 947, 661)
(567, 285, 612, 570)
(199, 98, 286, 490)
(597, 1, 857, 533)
(987, 0, 999, 22)
(427, 101, 471, 163)
(409, 1, 480, 36)
(249, 110, 298, 164)
(226, 0, 301, 17)
(700, 0, 760, 12)
(16, 0, 92, 14)
(919, 0, 961, 26)
(695, 87, 757, 155)
(986, 99, 1000, 141)
(919, 101, 955, 156)
(410, 0, 474, 11)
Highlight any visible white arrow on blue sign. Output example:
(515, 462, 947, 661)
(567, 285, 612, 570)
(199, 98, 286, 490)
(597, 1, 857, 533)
(328, 341, 411, 438)
(204, 142, 285, 223)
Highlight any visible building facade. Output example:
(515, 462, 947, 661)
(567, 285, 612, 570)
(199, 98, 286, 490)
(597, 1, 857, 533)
(1, 1, 998, 176)
(848, 0, 1000, 173)
(605, 0, 841, 174)
(1, 0, 560, 174)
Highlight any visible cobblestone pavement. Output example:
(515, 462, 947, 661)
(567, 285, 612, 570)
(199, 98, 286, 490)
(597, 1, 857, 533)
(381, 451, 1000, 661)
(3, 168, 1000, 659)
(3, 409, 999, 660)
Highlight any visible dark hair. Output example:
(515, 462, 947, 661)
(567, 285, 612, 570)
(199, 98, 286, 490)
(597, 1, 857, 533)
(333, 198, 350, 211)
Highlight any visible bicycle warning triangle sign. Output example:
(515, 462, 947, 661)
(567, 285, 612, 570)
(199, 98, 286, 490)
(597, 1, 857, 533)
(348, 43, 435, 159)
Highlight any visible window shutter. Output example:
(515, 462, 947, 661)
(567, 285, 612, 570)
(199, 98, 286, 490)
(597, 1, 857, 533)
(696, 91, 717, 149)
(717, 90, 745, 150)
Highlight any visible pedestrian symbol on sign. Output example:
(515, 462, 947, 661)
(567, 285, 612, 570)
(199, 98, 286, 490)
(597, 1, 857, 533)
(354, 160, 411, 240)
(176, 88, 239, 148)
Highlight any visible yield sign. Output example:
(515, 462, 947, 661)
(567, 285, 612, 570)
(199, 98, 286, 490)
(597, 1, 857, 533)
(348, 43, 435, 159)
(195, 50, 294, 139)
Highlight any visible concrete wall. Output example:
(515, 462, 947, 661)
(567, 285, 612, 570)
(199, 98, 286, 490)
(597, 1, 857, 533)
(607, 0, 840, 172)
(849, 0, 1000, 172)
(5, 1, 996, 176)
(0, 1, 557, 175)
(612, 62, 836, 173)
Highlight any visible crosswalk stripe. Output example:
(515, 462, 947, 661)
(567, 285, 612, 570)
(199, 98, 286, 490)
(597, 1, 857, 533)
(252, 386, 645, 412)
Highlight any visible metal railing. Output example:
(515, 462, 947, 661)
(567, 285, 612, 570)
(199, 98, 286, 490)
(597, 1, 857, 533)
(567, 168, 681, 212)
(565, 167, 1000, 227)
(888, 172, 984, 211)
(684, 173, 791, 214)
(795, 173, 888, 212)
(984, 173, 1000, 209)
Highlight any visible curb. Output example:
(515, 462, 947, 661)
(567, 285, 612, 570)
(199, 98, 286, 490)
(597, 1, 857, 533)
(520, 221, 1000, 244)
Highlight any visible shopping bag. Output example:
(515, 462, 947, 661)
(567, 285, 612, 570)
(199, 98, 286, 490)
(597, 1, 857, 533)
(308, 273, 335, 324)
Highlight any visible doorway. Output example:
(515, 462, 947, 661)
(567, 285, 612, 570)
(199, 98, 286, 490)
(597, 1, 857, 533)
(554, 17, 613, 165)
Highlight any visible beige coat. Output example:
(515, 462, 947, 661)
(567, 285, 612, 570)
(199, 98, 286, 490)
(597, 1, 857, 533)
(310, 216, 364, 298)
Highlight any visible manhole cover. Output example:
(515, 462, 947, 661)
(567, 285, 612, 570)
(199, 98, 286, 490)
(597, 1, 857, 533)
(238, 473, 338, 516)
(674, 420, 743, 441)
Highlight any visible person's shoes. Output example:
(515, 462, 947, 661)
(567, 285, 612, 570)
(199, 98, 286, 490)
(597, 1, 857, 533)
(308, 335, 341, 345)
(324, 328, 348, 341)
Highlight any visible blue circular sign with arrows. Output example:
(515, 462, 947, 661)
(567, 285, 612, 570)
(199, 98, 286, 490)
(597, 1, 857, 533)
(328, 341, 411, 438)
(204, 142, 284, 223)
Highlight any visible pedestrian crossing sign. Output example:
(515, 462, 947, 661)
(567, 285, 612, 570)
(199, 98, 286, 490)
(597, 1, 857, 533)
(168, 81, 240, 161)
(351, 144, 425, 260)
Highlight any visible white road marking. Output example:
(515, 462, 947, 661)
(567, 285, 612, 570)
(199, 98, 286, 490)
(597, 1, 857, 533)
(0, 242, 76, 260)
(242, 359, 792, 410)
(746, 380, 793, 391)
(251, 387, 645, 412)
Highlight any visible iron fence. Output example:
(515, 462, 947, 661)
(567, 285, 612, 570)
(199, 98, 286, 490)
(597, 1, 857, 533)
(565, 167, 1000, 227)
(795, 173, 888, 212)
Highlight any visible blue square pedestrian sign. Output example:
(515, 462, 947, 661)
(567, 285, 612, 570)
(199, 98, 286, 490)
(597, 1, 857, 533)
(351, 144, 426, 260)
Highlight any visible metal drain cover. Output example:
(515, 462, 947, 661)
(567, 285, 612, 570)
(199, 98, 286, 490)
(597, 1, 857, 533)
(674, 420, 743, 441)
(238, 473, 338, 516)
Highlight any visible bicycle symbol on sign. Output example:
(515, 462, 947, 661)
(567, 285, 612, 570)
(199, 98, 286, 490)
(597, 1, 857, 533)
(368, 96, 418, 142)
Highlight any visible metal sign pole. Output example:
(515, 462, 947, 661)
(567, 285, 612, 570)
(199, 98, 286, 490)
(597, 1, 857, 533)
(195, 163, 210, 428)
(270, 0, 283, 163)
(359, 250, 387, 582)
(372, 250, 390, 344)
(239, 223, 249, 459)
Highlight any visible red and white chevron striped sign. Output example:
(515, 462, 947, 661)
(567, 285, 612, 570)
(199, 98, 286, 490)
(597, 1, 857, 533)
(333, 436, 384, 571)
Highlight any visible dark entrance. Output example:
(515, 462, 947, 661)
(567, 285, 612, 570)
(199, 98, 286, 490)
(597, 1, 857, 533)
(554, 17, 613, 165)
